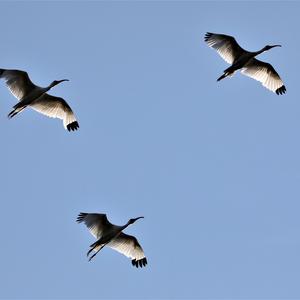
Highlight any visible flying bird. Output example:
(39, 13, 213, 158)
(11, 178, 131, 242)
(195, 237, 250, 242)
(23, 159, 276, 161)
(77, 212, 147, 268)
(204, 32, 286, 95)
(0, 69, 79, 131)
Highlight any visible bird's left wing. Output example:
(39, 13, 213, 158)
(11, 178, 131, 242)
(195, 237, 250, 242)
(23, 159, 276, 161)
(30, 93, 79, 131)
(107, 232, 147, 268)
(0, 69, 38, 100)
(77, 213, 111, 239)
(241, 58, 286, 95)
(204, 32, 248, 64)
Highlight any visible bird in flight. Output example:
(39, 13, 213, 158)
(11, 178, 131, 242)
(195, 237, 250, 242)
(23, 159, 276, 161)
(77, 212, 147, 268)
(0, 69, 79, 131)
(204, 32, 286, 95)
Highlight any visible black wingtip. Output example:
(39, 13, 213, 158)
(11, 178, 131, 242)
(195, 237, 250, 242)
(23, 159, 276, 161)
(67, 121, 79, 132)
(143, 257, 148, 266)
(204, 32, 212, 42)
(0, 69, 4, 76)
(275, 85, 286, 95)
(131, 257, 147, 268)
(76, 212, 87, 223)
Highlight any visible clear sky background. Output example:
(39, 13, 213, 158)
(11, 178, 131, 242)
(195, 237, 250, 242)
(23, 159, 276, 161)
(0, 1, 299, 299)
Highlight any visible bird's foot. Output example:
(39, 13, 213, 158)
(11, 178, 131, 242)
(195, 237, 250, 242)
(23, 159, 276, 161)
(86, 248, 94, 257)
(88, 252, 97, 261)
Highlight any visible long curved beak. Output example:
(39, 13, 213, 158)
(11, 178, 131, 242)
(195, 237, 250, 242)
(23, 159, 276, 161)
(59, 79, 69, 83)
(134, 216, 144, 221)
(272, 45, 281, 48)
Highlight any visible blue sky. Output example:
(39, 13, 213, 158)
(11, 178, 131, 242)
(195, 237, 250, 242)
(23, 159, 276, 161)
(0, 1, 300, 299)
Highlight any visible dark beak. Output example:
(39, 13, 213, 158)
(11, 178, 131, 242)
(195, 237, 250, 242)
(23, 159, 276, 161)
(59, 79, 69, 83)
(134, 216, 144, 221)
(272, 45, 281, 48)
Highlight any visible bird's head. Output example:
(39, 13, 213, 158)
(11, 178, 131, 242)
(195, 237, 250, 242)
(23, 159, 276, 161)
(50, 79, 69, 88)
(128, 216, 144, 225)
(263, 44, 281, 51)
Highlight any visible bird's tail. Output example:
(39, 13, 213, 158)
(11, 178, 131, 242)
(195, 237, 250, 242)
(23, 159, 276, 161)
(0, 69, 4, 77)
(8, 104, 27, 119)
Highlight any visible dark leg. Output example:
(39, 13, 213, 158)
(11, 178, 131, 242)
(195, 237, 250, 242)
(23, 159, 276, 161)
(88, 245, 104, 262)
(87, 247, 95, 257)
(8, 106, 26, 119)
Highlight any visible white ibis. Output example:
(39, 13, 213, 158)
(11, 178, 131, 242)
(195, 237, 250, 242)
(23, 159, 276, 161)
(204, 32, 286, 95)
(77, 212, 147, 268)
(0, 69, 79, 131)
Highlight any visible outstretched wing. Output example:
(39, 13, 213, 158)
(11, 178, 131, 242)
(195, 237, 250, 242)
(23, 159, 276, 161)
(0, 69, 37, 100)
(30, 93, 79, 131)
(77, 213, 112, 239)
(204, 32, 248, 64)
(241, 58, 286, 95)
(107, 232, 147, 268)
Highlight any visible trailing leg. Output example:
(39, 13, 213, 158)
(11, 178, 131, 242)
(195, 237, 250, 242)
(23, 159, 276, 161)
(87, 244, 105, 261)
(217, 66, 235, 81)
(8, 104, 27, 119)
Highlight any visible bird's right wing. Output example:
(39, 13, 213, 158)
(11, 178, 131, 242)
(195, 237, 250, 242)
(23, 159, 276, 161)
(0, 69, 37, 100)
(241, 58, 286, 95)
(77, 213, 111, 239)
(204, 32, 248, 64)
(30, 93, 79, 131)
(107, 232, 147, 268)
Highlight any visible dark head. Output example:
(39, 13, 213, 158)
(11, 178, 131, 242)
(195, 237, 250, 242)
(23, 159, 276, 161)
(50, 79, 69, 88)
(263, 44, 281, 51)
(128, 216, 144, 225)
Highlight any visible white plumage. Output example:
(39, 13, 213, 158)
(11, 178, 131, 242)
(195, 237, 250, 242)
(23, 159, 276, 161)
(204, 32, 286, 95)
(204, 33, 247, 64)
(241, 59, 285, 94)
(0, 68, 79, 131)
(77, 212, 147, 268)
